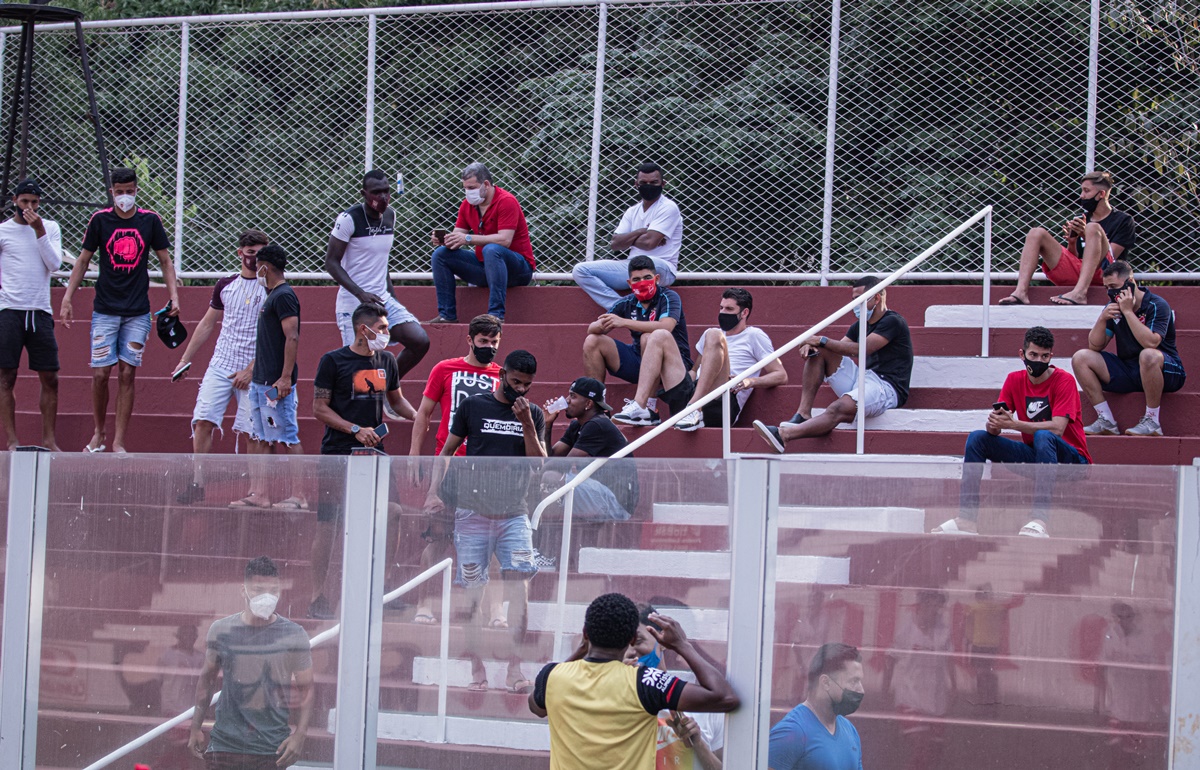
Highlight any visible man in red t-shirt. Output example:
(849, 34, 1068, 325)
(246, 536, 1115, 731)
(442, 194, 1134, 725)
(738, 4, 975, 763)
(933, 326, 1090, 539)
(409, 313, 503, 623)
(427, 162, 535, 323)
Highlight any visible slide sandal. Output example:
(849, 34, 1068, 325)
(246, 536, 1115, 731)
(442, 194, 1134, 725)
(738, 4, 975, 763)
(930, 518, 979, 535)
(1049, 294, 1082, 306)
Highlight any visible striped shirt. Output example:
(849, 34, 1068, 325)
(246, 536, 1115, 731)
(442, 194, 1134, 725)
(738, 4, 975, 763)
(208, 274, 266, 372)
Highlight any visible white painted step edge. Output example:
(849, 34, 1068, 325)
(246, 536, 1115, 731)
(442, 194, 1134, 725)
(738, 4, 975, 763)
(926, 304, 1100, 329)
(651, 503, 925, 533)
(577, 547, 850, 585)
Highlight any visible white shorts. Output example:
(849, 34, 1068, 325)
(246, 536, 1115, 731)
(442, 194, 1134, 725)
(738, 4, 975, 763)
(191, 364, 252, 435)
(336, 294, 419, 346)
(824, 356, 898, 419)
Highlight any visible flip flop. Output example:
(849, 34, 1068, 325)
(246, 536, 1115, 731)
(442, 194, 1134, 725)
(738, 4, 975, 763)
(507, 679, 534, 694)
(930, 518, 979, 535)
(413, 613, 438, 625)
(1018, 520, 1049, 538)
(489, 618, 509, 629)
(997, 295, 1028, 306)
(228, 496, 271, 509)
(1049, 294, 1082, 306)
(467, 680, 488, 693)
(83, 444, 105, 453)
(271, 497, 309, 510)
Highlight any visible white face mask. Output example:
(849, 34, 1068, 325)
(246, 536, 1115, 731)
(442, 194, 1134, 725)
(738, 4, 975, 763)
(464, 185, 486, 205)
(114, 193, 136, 212)
(364, 326, 390, 352)
(246, 591, 278, 620)
(256, 269, 268, 289)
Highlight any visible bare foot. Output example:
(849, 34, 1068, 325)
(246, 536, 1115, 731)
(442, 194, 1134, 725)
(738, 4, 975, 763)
(1050, 291, 1087, 305)
(112, 445, 128, 454)
(41, 437, 61, 451)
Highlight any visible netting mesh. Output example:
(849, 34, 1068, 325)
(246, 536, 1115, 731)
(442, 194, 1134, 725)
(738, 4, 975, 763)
(1, 0, 1198, 278)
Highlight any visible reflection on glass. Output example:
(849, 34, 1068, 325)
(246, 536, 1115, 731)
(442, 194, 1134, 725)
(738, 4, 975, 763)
(883, 590, 954, 770)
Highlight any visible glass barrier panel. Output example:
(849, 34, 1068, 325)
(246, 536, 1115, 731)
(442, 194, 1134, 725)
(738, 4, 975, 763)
(0, 452, 10, 667)
(35, 452, 347, 770)
(767, 460, 1177, 770)
(376, 456, 735, 770)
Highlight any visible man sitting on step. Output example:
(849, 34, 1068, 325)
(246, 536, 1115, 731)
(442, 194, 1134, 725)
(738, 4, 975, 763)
(932, 326, 1091, 538)
(1072, 260, 1185, 437)
(752, 276, 912, 453)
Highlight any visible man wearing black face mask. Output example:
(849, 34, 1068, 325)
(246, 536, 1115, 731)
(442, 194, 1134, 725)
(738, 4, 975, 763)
(768, 642, 865, 770)
(674, 288, 787, 431)
(572, 162, 684, 309)
(932, 326, 1090, 538)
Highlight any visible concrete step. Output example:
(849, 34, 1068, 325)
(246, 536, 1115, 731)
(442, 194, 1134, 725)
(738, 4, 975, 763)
(576, 546, 849, 584)
(651, 502, 926, 533)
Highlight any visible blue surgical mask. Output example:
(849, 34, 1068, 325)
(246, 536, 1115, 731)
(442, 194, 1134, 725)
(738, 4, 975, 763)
(852, 300, 874, 319)
(638, 644, 661, 668)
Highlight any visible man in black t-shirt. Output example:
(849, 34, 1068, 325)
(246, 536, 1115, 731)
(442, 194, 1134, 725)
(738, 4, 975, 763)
(582, 255, 693, 427)
(543, 377, 638, 521)
(59, 166, 181, 453)
(435, 349, 546, 695)
(753, 276, 913, 453)
(1073, 261, 1186, 437)
(1000, 171, 1136, 307)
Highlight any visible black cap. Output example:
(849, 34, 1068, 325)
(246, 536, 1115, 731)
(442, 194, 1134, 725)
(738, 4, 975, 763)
(255, 243, 288, 271)
(570, 376, 612, 414)
(13, 179, 43, 197)
(156, 302, 188, 349)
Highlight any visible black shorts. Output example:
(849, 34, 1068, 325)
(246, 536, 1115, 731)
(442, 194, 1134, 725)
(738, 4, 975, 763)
(657, 372, 696, 416)
(1101, 351, 1186, 394)
(0, 309, 59, 371)
(700, 392, 743, 428)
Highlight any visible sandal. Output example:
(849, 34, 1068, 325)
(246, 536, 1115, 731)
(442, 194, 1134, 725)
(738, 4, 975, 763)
(272, 497, 309, 510)
(1049, 294, 1082, 306)
(467, 680, 488, 693)
(507, 678, 534, 694)
(228, 496, 271, 509)
(83, 443, 106, 453)
(1018, 520, 1049, 538)
(413, 613, 438, 625)
(930, 518, 979, 535)
(489, 618, 509, 629)
(997, 295, 1028, 306)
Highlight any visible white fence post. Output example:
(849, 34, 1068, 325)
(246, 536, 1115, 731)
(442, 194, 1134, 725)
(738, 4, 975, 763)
(172, 22, 189, 276)
(1085, 0, 1099, 172)
(982, 207, 992, 357)
(818, 0, 842, 286)
(584, 2, 608, 263)
(1171, 465, 1200, 769)
(855, 293, 867, 454)
(364, 13, 377, 171)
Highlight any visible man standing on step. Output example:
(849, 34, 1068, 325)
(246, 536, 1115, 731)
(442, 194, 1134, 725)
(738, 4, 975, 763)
(1073, 260, 1185, 437)
(571, 162, 684, 310)
(674, 287, 787, 432)
(0, 179, 63, 450)
(768, 642, 865, 770)
(435, 349, 546, 694)
(752, 276, 911, 453)
(324, 170, 429, 395)
(60, 166, 181, 453)
(999, 171, 1135, 307)
(173, 230, 269, 505)
(189, 556, 313, 769)
(529, 592, 739, 770)
(582, 255, 693, 427)
(931, 326, 1090, 538)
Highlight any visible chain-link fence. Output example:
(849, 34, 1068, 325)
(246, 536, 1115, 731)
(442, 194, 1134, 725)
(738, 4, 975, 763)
(2, 0, 1198, 279)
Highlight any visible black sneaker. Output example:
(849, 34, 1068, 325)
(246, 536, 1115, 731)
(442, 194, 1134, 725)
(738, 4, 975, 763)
(752, 420, 786, 454)
(785, 413, 809, 425)
(307, 594, 335, 620)
(424, 315, 458, 324)
(176, 482, 205, 505)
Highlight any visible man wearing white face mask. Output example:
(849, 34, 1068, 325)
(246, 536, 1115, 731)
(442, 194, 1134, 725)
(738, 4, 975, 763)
(60, 166, 181, 453)
(752, 276, 912, 453)
(309, 302, 415, 618)
(427, 162, 535, 323)
(189, 556, 314, 769)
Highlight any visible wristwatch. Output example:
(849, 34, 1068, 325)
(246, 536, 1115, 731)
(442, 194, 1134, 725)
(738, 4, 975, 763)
(465, 234, 474, 246)
(349, 424, 361, 435)
(819, 336, 828, 348)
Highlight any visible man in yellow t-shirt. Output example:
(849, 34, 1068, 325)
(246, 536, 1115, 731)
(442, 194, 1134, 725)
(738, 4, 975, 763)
(529, 593, 739, 770)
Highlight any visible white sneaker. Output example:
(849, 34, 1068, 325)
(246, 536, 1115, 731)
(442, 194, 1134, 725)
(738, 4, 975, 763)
(613, 399, 659, 426)
(674, 410, 703, 432)
(1083, 415, 1119, 435)
(1125, 415, 1164, 436)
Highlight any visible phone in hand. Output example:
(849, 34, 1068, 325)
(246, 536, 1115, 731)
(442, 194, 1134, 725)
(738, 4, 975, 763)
(433, 228, 447, 245)
(14, 206, 25, 222)
(375, 422, 389, 438)
(805, 347, 819, 358)
(171, 362, 192, 381)
(266, 386, 280, 401)
(992, 401, 1008, 412)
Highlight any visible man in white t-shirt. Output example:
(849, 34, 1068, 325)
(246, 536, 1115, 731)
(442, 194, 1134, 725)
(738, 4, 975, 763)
(572, 162, 684, 309)
(324, 170, 429, 383)
(0, 179, 63, 450)
(675, 288, 786, 432)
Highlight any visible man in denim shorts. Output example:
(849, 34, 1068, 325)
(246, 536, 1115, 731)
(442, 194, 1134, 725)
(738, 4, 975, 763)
(60, 166, 181, 453)
(435, 349, 546, 694)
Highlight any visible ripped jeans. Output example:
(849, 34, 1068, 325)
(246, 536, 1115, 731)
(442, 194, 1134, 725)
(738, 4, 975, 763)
(453, 510, 538, 588)
(89, 312, 151, 368)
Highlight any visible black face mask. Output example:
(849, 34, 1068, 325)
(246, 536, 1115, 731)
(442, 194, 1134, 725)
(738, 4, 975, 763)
(472, 344, 497, 365)
(638, 183, 664, 202)
(501, 376, 523, 403)
(1107, 279, 1135, 303)
(1024, 356, 1051, 379)
(717, 312, 741, 332)
(827, 681, 864, 717)
(1078, 195, 1101, 215)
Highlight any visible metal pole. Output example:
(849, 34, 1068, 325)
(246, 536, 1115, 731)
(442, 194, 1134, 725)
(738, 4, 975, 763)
(364, 13, 377, 171)
(721, 388, 731, 459)
(1169, 466, 1198, 770)
(437, 564, 451, 743)
(172, 22, 189, 276)
(17, 22, 33, 181)
(0, 23, 28, 205)
(583, 2, 608, 263)
(855, 296, 867, 454)
(981, 207, 992, 357)
(552, 486, 576, 661)
(1085, 0, 1100, 172)
(75, 18, 113, 199)
(818, 0, 842, 286)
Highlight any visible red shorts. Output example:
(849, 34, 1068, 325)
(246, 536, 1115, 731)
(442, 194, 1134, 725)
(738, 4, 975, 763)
(1044, 246, 1107, 287)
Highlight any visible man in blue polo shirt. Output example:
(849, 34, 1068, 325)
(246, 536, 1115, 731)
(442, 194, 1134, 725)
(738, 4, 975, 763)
(768, 642, 865, 770)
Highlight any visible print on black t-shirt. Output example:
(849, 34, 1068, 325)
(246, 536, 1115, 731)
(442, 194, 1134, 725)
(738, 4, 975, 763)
(82, 209, 171, 317)
(1025, 396, 1051, 422)
(315, 347, 400, 454)
(442, 392, 545, 516)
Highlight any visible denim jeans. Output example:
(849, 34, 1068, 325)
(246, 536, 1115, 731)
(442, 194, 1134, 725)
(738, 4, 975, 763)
(431, 243, 533, 320)
(571, 257, 678, 309)
(959, 429, 1089, 521)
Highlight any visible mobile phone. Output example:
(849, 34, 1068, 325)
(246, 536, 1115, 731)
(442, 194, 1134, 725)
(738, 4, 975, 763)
(992, 401, 1007, 412)
(171, 362, 191, 381)
(154, 300, 173, 317)
(375, 422, 389, 438)
(805, 347, 819, 358)
(266, 386, 280, 400)
(15, 206, 25, 222)
(433, 228, 447, 245)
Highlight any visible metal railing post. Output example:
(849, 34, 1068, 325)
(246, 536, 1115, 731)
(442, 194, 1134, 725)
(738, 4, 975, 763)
(855, 296, 867, 454)
(1085, 0, 1100, 172)
(1170, 466, 1199, 769)
(583, 2, 608, 263)
(982, 207, 992, 357)
(818, 0, 842, 286)
(172, 22, 189, 276)
(364, 12, 377, 171)
(438, 564, 451, 743)
(552, 486, 576, 661)
(721, 388, 732, 458)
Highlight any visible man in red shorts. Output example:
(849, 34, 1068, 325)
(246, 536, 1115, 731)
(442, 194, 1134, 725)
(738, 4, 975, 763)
(999, 171, 1135, 307)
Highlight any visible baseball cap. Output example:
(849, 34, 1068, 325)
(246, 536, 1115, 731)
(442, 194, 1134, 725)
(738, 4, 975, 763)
(570, 376, 612, 414)
(155, 302, 188, 349)
(13, 179, 43, 197)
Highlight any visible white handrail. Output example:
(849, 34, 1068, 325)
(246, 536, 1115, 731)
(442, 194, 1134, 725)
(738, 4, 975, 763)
(80, 558, 454, 770)
(531, 205, 993, 527)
